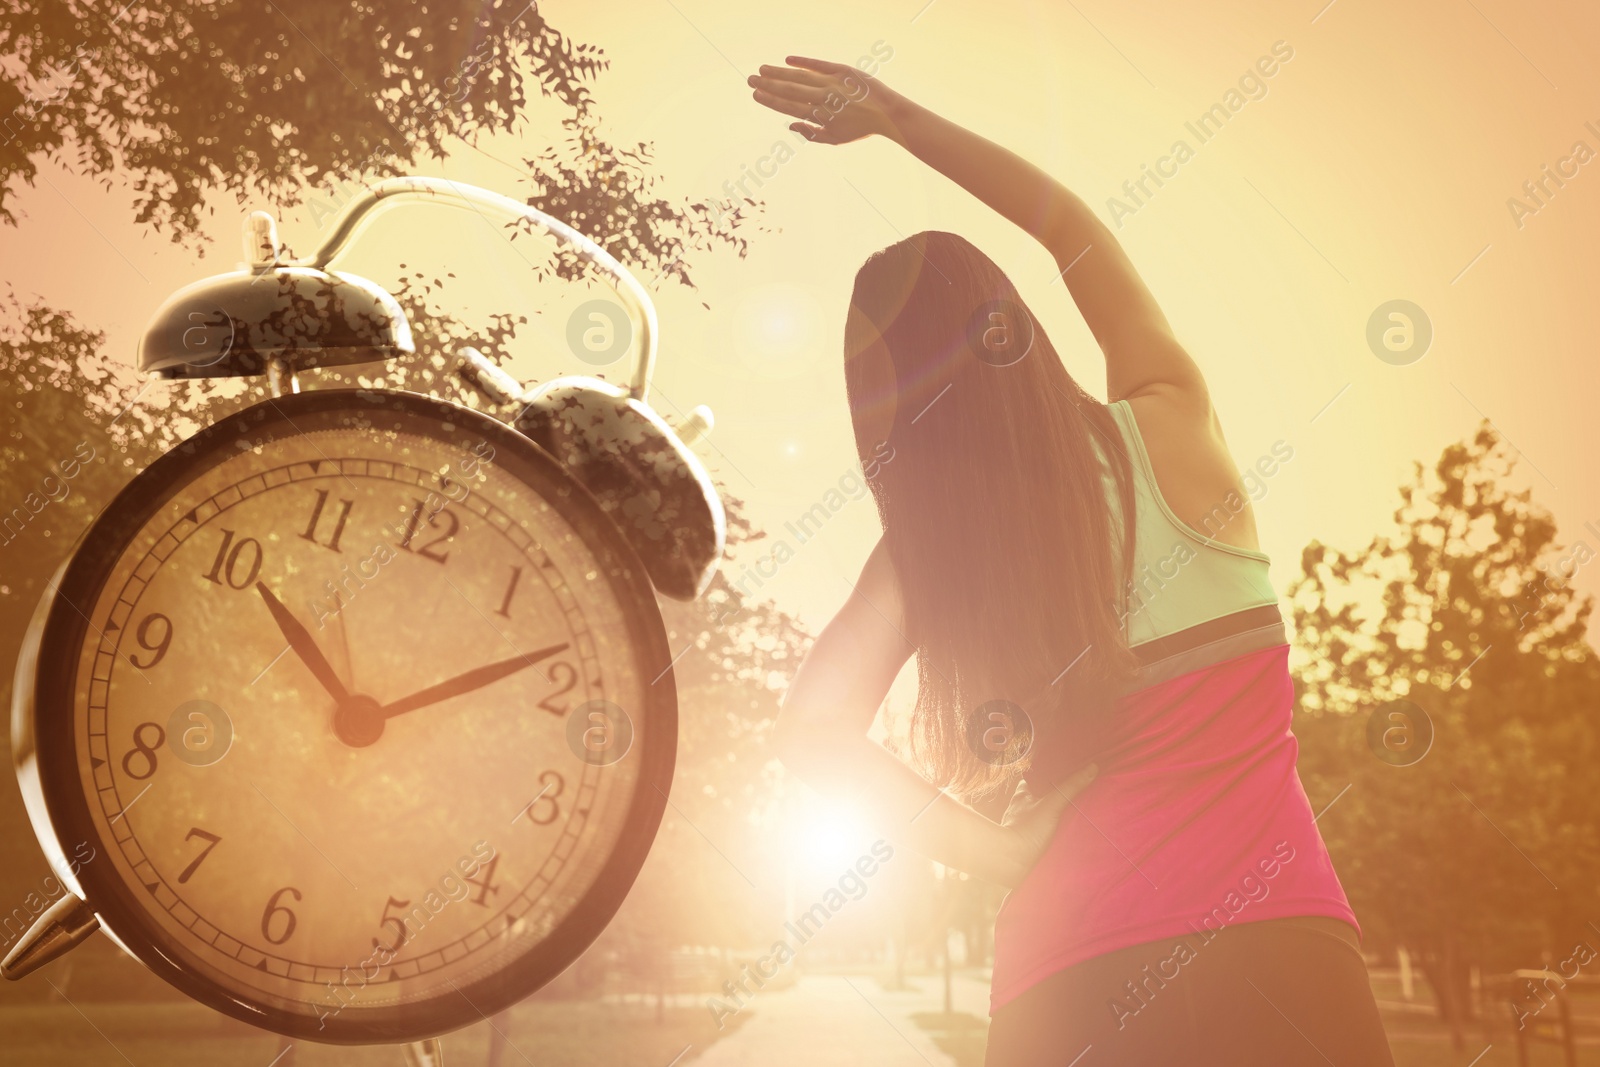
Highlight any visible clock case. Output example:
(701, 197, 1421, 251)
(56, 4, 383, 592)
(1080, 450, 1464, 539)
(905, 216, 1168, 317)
(6, 178, 726, 1044)
(12, 389, 680, 1043)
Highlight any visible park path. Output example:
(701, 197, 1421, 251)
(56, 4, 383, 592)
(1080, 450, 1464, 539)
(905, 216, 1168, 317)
(689, 970, 992, 1067)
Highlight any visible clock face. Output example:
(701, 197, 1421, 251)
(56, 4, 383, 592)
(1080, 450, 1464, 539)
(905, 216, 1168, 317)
(31, 391, 674, 1042)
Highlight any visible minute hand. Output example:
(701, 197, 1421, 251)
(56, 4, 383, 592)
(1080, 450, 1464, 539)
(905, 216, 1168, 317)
(379, 643, 570, 720)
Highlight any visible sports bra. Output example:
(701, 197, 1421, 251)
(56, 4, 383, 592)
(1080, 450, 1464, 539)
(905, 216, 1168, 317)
(1096, 399, 1279, 649)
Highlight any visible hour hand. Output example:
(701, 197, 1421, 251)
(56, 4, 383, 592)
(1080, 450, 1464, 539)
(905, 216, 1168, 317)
(255, 582, 349, 704)
(380, 643, 570, 720)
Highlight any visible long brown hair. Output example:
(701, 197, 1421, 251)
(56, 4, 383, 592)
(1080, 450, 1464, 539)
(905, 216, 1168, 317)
(844, 231, 1136, 798)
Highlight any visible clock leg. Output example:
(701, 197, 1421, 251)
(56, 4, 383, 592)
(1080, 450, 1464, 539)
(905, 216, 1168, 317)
(486, 1008, 513, 1066)
(0, 893, 99, 980)
(402, 1037, 444, 1066)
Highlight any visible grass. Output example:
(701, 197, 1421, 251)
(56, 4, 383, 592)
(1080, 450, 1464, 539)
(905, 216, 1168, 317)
(905, 995, 1600, 1067)
(0, 997, 745, 1067)
(7, 967, 1599, 1066)
(1385, 1039, 1596, 1066)
(912, 1011, 988, 1067)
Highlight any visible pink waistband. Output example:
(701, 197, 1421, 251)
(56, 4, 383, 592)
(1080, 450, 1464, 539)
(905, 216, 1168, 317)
(988, 644, 1357, 1013)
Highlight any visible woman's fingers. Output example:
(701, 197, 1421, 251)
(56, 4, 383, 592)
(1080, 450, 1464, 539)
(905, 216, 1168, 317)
(791, 122, 855, 146)
(1054, 763, 1100, 803)
(748, 74, 826, 104)
(1025, 766, 1098, 825)
(1001, 779, 1039, 828)
(758, 63, 833, 89)
(787, 54, 854, 76)
(752, 88, 817, 122)
(789, 121, 835, 144)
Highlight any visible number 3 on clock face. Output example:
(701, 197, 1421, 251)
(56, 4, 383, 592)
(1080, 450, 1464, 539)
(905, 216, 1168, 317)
(18, 391, 676, 1043)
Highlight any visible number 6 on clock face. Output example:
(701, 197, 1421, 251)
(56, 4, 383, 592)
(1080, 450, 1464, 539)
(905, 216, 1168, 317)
(17, 391, 677, 1043)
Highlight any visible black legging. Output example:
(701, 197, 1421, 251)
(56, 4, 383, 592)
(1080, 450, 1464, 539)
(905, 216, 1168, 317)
(984, 917, 1395, 1067)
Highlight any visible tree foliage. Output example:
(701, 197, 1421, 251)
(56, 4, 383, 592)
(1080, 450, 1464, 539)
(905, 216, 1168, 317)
(0, 0, 762, 266)
(1290, 424, 1600, 1030)
(1, 0, 602, 237)
(0, 0, 796, 1001)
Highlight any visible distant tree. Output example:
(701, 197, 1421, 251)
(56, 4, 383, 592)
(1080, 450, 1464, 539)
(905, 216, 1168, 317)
(0, 0, 762, 651)
(0, 0, 767, 983)
(596, 541, 810, 952)
(5, 1, 592, 238)
(1290, 424, 1600, 1045)
(0, 286, 156, 563)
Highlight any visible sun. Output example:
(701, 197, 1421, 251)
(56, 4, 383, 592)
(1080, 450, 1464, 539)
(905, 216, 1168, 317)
(791, 796, 876, 880)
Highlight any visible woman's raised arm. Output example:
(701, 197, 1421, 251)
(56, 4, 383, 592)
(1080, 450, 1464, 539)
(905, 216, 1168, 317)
(749, 56, 1208, 409)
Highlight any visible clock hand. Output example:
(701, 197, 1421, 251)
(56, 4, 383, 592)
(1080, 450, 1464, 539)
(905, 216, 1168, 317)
(255, 581, 350, 704)
(379, 642, 570, 720)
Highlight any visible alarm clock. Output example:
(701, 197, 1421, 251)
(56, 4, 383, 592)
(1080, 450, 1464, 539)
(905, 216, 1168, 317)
(5, 179, 724, 1046)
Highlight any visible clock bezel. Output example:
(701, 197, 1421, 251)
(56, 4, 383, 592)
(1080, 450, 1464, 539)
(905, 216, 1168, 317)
(22, 388, 678, 1044)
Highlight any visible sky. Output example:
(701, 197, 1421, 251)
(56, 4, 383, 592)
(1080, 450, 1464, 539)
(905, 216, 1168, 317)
(3, 0, 1599, 646)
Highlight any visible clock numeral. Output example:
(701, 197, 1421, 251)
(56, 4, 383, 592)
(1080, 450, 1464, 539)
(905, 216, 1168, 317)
(120, 722, 166, 781)
(536, 662, 579, 716)
(495, 565, 523, 618)
(397, 500, 458, 564)
(300, 489, 354, 553)
(202, 529, 263, 589)
(177, 827, 221, 884)
(516, 769, 566, 826)
(464, 855, 500, 907)
(261, 886, 301, 946)
(129, 612, 173, 669)
(373, 896, 411, 953)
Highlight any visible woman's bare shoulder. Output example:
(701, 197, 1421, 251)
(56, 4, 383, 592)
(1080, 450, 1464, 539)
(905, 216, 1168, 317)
(1122, 388, 1264, 553)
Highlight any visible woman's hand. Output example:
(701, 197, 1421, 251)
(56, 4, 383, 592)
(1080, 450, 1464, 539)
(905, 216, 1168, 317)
(991, 764, 1099, 889)
(748, 56, 909, 145)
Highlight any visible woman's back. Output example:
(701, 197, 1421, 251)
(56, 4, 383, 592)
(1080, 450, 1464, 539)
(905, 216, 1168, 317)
(988, 400, 1356, 1012)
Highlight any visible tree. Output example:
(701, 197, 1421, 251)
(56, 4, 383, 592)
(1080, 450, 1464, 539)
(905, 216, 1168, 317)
(5, 0, 590, 239)
(0, 0, 777, 1005)
(570, 557, 809, 1002)
(0, 0, 761, 667)
(1289, 423, 1600, 1045)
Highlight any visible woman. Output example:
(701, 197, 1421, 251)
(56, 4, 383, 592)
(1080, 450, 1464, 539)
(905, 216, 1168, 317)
(752, 57, 1394, 1065)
